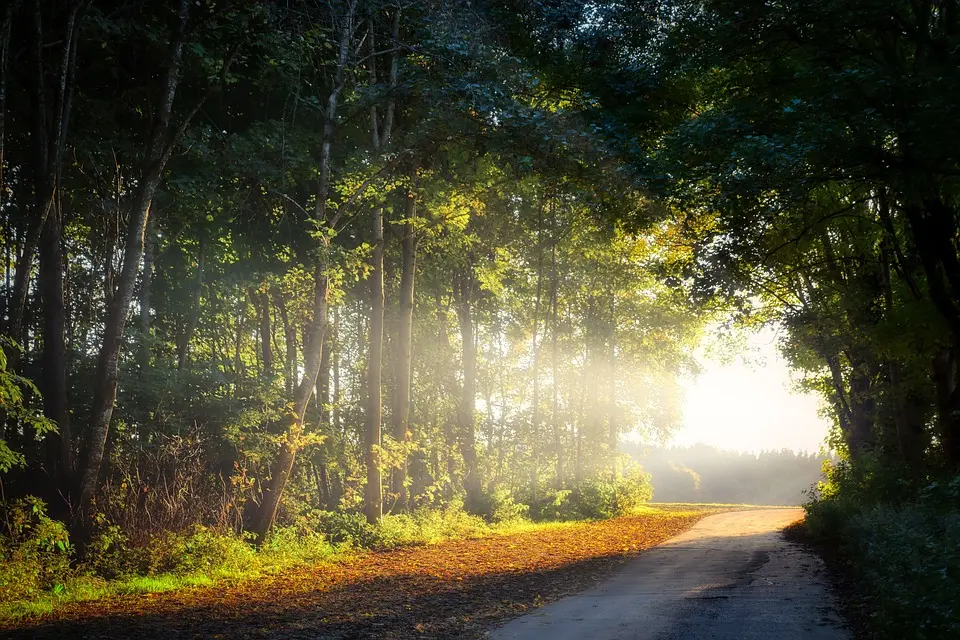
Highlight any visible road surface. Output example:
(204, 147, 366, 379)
(490, 509, 848, 640)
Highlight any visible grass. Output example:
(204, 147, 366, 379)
(0, 503, 741, 625)
(3, 506, 714, 638)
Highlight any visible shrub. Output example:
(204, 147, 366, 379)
(316, 510, 380, 548)
(485, 487, 530, 524)
(0, 498, 73, 603)
(805, 461, 960, 639)
(574, 468, 653, 520)
(85, 520, 139, 579)
(259, 523, 335, 566)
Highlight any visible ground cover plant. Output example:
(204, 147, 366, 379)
(1, 506, 716, 639)
(4, 0, 960, 635)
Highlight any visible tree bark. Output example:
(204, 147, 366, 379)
(176, 234, 205, 370)
(454, 265, 481, 511)
(6, 0, 80, 350)
(255, 287, 273, 377)
(390, 188, 417, 507)
(364, 205, 385, 523)
(137, 216, 156, 368)
(77, 0, 191, 524)
(40, 199, 72, 494)
(550, 208, 563, 489)
(530, 202, 543, 504)
(274, 288, 297, 396)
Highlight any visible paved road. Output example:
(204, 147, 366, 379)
(490, 509, 848, 640)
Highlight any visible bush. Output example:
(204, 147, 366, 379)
(805, 461, 960, 639)
(259, 523, 335, 566)
(316, 510, 381, 548)
(574, 468, 653, 520)
(485, 487, 530, 524)
(0, 498, 73, 603)
(317, 503, 495, 550)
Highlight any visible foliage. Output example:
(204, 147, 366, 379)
(485, 487, 531, 524)
(806, 466, 960, 638)
(631, 444, 832, 506)
(569, 466, 654, 520)
(0, 499, 72, 604)
(0, 343, 55, 474)
(2, 506, 714, 632)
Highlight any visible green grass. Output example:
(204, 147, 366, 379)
(0, 503, 723, 625)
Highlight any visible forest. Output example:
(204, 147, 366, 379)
(630, 445, 828, 505)
(1, 0, 959, 637)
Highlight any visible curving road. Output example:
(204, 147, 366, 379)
(490, 509, 848, 640)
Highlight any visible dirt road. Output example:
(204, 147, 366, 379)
(490, 509, 848, 640)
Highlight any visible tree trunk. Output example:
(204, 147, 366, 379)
(137, 216, 156, 368)
(77, 0, 191, 524)
(364, 205, 385, 523)
(255, 287, 273, 377)
(6, 0, 79, 350)
(177, 234, 204, 370)
(249, 0, 357, 538)
(390, 189, 417, 507)
(251, 268, 329, 540)
(530, 203, 543, 505)
(550, 210, 563, 489)
(274, 288, 297, 396)
(40, 200, 72, 495)
(454, 266, 481, 511)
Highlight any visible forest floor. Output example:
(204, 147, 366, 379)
(0, 505, 735, 640)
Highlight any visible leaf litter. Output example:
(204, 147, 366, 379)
(5, 509, 712, 639)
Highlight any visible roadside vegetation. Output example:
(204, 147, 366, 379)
(1, 501, 713, 630)
(3, 0, 960, 636)
(804, 464, 960, 639)
(0, 471, 660, 622)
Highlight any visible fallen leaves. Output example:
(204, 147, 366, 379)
(5, 510, 709, 639)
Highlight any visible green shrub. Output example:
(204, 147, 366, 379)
(0, 498, 73, 603)
(574, 468, 653, 520)
(805, 462, 960, 639)
(316, 510, 380, 548)
(259, 523, 335, 566)
(536, 489, 575, 521)
(85, 520, 140, 579)
(147, 526, 254, 576)
(485, 487, 531, 524)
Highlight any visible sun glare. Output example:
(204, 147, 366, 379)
(674, 328, 832, 454)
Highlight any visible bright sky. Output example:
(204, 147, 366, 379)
(671, 327, 833, 454)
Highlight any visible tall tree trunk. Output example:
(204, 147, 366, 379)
(77, 0, 192, 524)
(255, 287, 273, 377)
(364, 205, 385, 523)
(251, 268, 329, 539)
(137, 216, 156, 368)
(0, 3, 11, 325)
(6, 1, 80, 350)
(454, 265, 481, 511)
(274, 288, 297, 396)
(390, 188, 417, 508)
(317, 326, 331, 424)
(177, 234, 205, 370)
(249, 0, 357, 539)
(530, 202, 543, 505)
(40, 199, 71, 495)
(550, 208, 563, 489)
(608, 296, 618, 477)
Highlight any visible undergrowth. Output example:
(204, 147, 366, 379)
(804, 459, 960, 639)
(0, 480, 685, 623)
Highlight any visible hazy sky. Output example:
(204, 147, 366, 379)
(672, 327, 833, 454)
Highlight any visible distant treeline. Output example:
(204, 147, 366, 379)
(624, 444, 831, 506)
